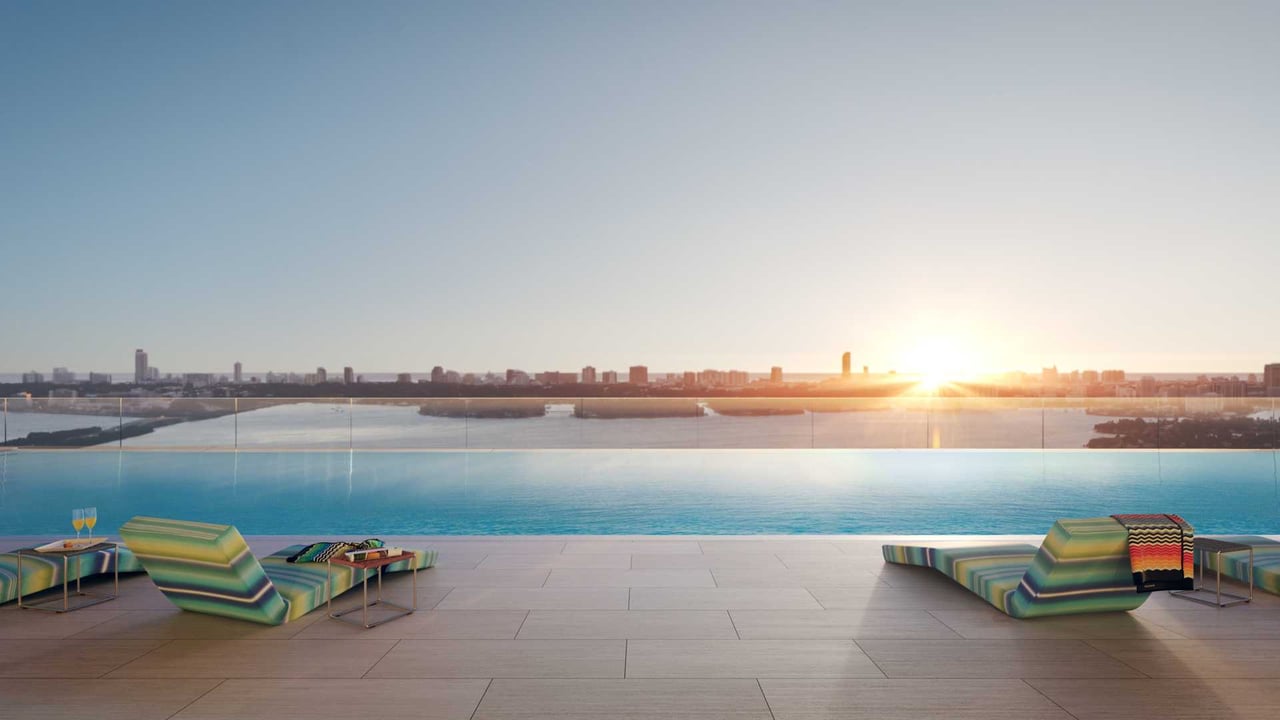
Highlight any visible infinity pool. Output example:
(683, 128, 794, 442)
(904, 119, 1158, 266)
(1, 450, 1278, 535)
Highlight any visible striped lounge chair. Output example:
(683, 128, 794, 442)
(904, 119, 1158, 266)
(2, 545, 144, 605)
(1200, 536, 1280, 595)
(883, 517, 1158, 618)
(119, 516, 437, 625)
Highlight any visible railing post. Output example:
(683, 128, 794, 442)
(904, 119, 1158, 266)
(349, 397, 354, 451)
(1034, 392, 1044, 448)
(234, 397, 239, 450)
(118, 398, 123, 449)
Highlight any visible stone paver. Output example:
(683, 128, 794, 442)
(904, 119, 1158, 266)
(1, 533, 1274, 716)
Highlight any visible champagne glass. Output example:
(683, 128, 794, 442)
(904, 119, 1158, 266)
(72, 509, 85, 539)
(84, 507, 98, 540)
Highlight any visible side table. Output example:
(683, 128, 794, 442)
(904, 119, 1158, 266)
(326, 552, 418, 628)
(16, 541, 120, 612)
(1171, 537, 1253, 608)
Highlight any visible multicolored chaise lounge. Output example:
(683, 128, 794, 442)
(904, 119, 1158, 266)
(1200, 535, 1280, 595)
(1, 545, 143, 605)
(883, 517, 1158, 618)
(119, 516, 437, 625)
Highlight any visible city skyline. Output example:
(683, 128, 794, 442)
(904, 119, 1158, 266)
(6, 347, 1278, 383)
(4, 2, 1279, 373)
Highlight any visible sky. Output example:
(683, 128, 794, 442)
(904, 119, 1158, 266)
(2, 1, 1278, 376)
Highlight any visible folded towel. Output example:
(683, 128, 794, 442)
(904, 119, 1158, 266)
(1110, 514, 1194, 592)
(286, 539, 384, 563)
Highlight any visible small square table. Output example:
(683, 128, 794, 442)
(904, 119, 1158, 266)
(16, 541, 119, 612)
(1171, 537, 1253, 608)
(326, 551, 418, 628)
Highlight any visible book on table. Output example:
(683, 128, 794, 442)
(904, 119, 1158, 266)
(344, 547, 403, 562)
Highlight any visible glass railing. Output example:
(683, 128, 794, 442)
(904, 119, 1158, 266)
(1, 396, 1276, 451)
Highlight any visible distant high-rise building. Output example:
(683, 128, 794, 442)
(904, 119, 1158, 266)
(396, 373, 412, 383)
(1082, 370, 1100, 384)
(1041, 366, 1060, 384)
(463, 373, 477, 385)
(88, 372, 112, 384)
(431, 366, 445, 383)
(728, 370, 749, 386)
(1101, 369, 1126, 383)
(629, 365, 649, 385)
(862, 365, 869, 376)
(184, 373, 215, 387)
(1213, 378, 1246, 398)
(135, 349, 149, 383)
(602, 370, 619, 384)
(233, 362, 242, 383)
(343, 366, 355, 384)
(51, 367, 75, 384)
(445, 370, 461, 383)
(770, 366, 783, 383)
(581, 366, 597, 384)
(145, 366, 159, 381)
(1265, 363, 1280, 396)
(1139, 375, 1158, 396)
(316, 367, 327, 383)
(21, 371, 44, 384)
(683, 371, 697, 386)
(841, 352, 851, 378)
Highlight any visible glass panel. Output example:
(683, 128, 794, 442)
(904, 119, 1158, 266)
(116, 398, 237, 448)
(577, 398, 700, 448)
(1154, 394, 1273, 449)
(462, 398, 571, 449)
(1, 397, 123, 448)
(351, 398, 467, 449)
(811, 397, 929, 449)
(1043, 396, 1154, 449)
(233, 398, 350, 449)
(696, 398, 812, 448)
(928, 397, 1044, 449)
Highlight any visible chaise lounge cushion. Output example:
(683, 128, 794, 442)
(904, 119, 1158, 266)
(120, 516, 437, 624)
(120, 516, 292, 625)
(883, 517, 1154, 618)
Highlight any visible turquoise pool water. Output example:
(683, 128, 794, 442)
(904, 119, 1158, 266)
(1, 450, 1277, 535)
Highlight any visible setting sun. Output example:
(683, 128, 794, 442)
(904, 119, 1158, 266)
(903, 336, 982, 392)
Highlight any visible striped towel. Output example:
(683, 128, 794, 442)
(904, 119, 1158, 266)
(1110, 514, 1195, 593)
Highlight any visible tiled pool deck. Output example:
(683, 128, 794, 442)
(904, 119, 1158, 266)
(3, 534, 1279, 719)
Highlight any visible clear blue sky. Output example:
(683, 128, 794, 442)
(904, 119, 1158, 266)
(2, 1, 1277, 375)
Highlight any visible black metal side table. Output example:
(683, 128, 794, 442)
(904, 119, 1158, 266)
(1171, 537, 1253, 608)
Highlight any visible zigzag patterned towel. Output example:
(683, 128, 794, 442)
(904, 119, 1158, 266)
(1110, 514, 1195, 593)
(285, 539, 384, 564)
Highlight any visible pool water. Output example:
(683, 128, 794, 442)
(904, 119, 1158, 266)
(1, 450, 1277, 535)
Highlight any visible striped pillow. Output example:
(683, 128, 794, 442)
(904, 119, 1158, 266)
(286, 539, 384, 564)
